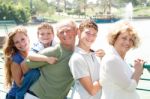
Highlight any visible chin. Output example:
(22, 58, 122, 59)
(19, 48, 26, 51)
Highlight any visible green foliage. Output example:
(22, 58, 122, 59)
(32, 0, 48, 14)
(133, 6, 150, 17)
(0, 2, 30, 24)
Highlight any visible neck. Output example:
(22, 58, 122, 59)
(78, 42, 90, 53)
(62, 43, 75, 51)
(44, 42, 51, 48)
(115, 48, 125, 59)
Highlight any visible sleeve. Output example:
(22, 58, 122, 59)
(12, 53, 23, 64)
(69, 53, 90, 80)
(105, 55, 137, 91)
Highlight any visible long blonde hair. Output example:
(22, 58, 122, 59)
(3, 26, 28, 87)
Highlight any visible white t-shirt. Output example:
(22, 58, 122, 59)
(100, 45, 140, 99)
(69, 47, 101, 99)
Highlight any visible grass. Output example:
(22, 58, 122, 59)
(133, 6, 150, 17)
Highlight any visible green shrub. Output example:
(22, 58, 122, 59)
(0, 3, 30, 24)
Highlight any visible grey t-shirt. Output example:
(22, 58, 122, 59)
(69, 47, 101, 99)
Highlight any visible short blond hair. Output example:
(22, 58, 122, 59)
(79, 19, 98, 32)
(107, 21, 140, 48)
(37, 22, 54, 35)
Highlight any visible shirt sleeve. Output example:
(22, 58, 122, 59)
(69, 53, 90, 80)
(12, 53, 24, 64)
(104, 55, 137, 91)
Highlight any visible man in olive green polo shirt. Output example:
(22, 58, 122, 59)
(23, 20, 77, 99)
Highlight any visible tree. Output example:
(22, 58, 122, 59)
(73, 0, 87, 16)
(96, 0, 112, 14)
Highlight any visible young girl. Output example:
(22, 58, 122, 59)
(3, 25, 57, 99)
(3, 26, 35, 99)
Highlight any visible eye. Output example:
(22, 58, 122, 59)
(66, 29, 71, 33)
(14, 41, 19, 45)
(59, 31, 64, 35)
(122, 37, 127, 40)
(85, 31, 97, 36)
(47, 32, 53, 35)
(129, 38, 134, 43)
(21, 38, 25, 42)
(39, 33, 44, 36)
(47, 32, 51, 35)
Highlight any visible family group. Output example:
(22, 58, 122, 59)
(2, 19, 144, 99)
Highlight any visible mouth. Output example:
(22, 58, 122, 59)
(86, 38, 93, 43)
(19, 47, 26, 51)
(20, 44, 28, 51)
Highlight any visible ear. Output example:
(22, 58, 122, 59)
(77, 29, 80, 36)
(57, 33, 60, 38)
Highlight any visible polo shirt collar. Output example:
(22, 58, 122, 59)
(75, 46, 94, 55)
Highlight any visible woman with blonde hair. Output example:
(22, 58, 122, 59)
(100, 21, 144, 99)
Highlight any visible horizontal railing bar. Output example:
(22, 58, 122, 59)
(136, 88, 150, 91)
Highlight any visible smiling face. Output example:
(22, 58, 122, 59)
(57, 25, 77, 48)
(38, 28, 54, 46)
(13, 32, 30, 52)
(108, 21, 140, 58)
(78, 27, 97, 48)
(78, 19, 98, 51)
(114, 32, 134, 57)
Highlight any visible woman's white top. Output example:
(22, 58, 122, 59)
(100, 46, 140, 99)
(69, 47, 101, 99)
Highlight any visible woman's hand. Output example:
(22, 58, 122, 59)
(133, 59, 144, 76)
(132, 59, 144, 83)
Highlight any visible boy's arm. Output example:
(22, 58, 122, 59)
(23, 45, 59, 69)
(79, 76, 101, 96)
(28, 53, 58, 64)
(22, 58, 47, 69)
(28, 53, 50, 62)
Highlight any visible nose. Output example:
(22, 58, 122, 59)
(20, 40, 25, 46)
(63, 32, 67, 36)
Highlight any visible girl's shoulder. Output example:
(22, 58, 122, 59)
(12, 52, 24, 64)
